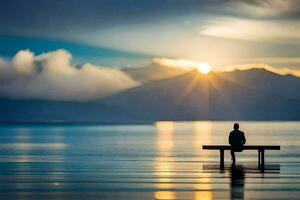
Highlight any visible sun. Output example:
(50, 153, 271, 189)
(197, 63, 211, 74)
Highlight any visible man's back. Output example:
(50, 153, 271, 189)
(229, 130, 246, 151)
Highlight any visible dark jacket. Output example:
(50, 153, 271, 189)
(229, 130, 246, 152)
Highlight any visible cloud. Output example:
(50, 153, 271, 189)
(200, 17, 300, 42)
(153, 58, 205, 70)
(231, 0, 300, 18)
(224, 63, 300, 77)
(241, 56, 300, 66)
(0, 49, 139, 101)
(123, 58, 193, 83)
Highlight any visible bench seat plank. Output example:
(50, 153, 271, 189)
(202, 145, 280, 150)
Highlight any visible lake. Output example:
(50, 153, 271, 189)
(0, 121, 300, 199)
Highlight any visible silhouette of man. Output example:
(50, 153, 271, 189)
(229, 123, 246, 163)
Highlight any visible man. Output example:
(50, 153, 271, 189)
(229, 123, 246, 163)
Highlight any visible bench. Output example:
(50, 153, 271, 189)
(202, 145, 280, 169)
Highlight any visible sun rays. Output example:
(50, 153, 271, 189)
(197, 63, 211, 74)
(168, 70, 234, 119)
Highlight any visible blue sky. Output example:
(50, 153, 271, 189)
(0, 35, 151, 67)
(2, 0, 300, 69)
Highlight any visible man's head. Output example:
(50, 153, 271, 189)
(233, 123, 239, 130)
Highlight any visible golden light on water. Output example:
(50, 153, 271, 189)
(197, 63, 211, 74)
(193, 121, 212, 149)
(156, 121, 174, 152)
(154, 121, 214, 200)
(155, 121, 176, 199)
(155, 191, 176, 200)
(193, 121, 213, 200)
(194, 191, 213, 200)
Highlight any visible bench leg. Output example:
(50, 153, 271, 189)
(258, 150, 261, 166)
(261, 150, 265, 169)
(220, 149, 224, 169)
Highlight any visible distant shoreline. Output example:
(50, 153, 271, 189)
(1, 120, 300, 126)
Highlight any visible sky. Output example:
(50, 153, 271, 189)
(1, 0, 300, 69)
(1, 0, 300, 101)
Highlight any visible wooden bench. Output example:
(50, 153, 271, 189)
(202, 145, 280, 168)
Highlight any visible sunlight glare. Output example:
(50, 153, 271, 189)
(155, 121, 176, 199)
(197, 63, 211, 74)
(154, 58, 212, 74)
(155, 191, 176, 200)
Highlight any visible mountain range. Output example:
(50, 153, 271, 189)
(1, 65, 300, 123)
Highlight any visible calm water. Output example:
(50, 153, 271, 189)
(0, 121, 300, 199)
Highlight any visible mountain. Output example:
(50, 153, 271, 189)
(1, 68, 300, 123)
(0, 98, 137, 123)
(102, 70, 300, 121)
(122, 60, 190, 83)
(123, 64, 300, 100)
(221, 68, 300, 100)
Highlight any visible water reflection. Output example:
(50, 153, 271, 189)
(193, 121, 212, 149)
(202, 164, 245, 200)
(155, 121, 176, 199)
(203, 164, 280, 200)
(230, 164, 245, 200)
(2, 127, 68, 194)
(0, 143, 67, 149)
(193, 122, 213, 200)
(155, 191, 176, 200)
(194, 191, 213, 200)
(0, 122, 291, 199)
(155, 121, 215, 200)
(156, 121, 174, 153)
(154, 121, 215, 200)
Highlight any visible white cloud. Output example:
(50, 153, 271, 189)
(200, 17, 300, 42)
(224, 63, 300, 77)
(0, 49, 139, 101)
(12, 50, 35, 74)
(153, 57, 203, 70)
(232, 0, 300, 18)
